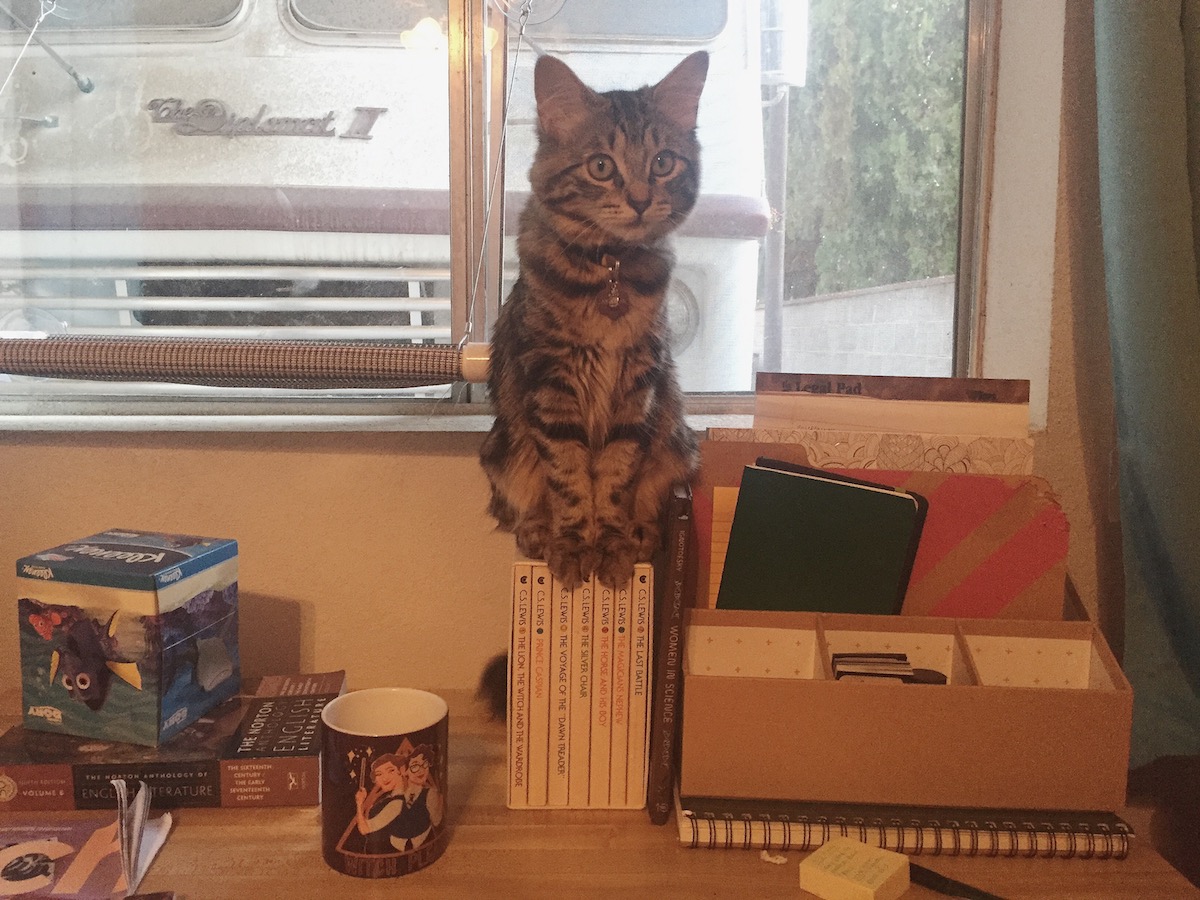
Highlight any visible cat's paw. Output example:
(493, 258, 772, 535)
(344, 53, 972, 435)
(596, 530, 638, 588)
(545, 536, 599, 590)
(631, 520, 662, 562)
(514, 519, 551, 560)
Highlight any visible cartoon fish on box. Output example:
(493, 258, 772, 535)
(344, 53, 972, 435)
(47, 612, 142, 711)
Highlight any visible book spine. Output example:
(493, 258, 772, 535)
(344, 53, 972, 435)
(678, 813, 1132, 860)
(625, 563, 652, 808)
(75, 761, 222, 809)
(609, 575, 632, 807)
(754, 372, 1031, 404)
(567, 579, 594, 807)
(526, 565, 552, 806)
(589, 579, 614, 806)
(0, 762, 76, 811)
(507, 561, 533, 808)
(646, 486, 692, 825)
(547, 576, 572, 807)
(220, 690, 335, 807)
(0, 758, 307, 810)
(219, 756, 319, 806)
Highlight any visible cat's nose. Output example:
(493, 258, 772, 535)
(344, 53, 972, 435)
(627, 194, 652, 216)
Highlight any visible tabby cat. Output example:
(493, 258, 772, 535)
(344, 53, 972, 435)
(479, 51, 707, 592)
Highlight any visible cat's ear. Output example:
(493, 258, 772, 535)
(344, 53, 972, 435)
(534, 54, 605, 143)
(652, 51, 709, 132)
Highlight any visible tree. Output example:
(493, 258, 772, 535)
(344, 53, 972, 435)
(784, 0, 965, 297)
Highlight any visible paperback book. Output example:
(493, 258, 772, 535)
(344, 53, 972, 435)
(0, 672, 346, 811)
(507, 562, 532, 808)
(507, 560, 652, 810)
(645, 483, 694, 825)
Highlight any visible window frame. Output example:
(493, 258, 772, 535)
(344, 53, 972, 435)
(0, 0, 1027, 430)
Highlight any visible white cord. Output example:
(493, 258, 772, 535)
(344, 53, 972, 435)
(459, 0, 534, 349)
(0, 1, 56, 100)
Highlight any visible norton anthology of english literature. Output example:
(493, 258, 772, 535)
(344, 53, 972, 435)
(0, 671, 345, 811)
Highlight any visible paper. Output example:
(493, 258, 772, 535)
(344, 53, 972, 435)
(0, 779, 171, 899)
(113, 778, 173, 896)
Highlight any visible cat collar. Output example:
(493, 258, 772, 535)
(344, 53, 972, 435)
(599, 253, 629, 320)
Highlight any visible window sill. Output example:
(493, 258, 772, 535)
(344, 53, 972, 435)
(0, 397, 756, 433)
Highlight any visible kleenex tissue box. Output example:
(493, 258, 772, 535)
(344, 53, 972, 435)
(17, 529, 240, 746)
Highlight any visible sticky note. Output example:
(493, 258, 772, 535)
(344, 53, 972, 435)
(798, 837, 910, 900)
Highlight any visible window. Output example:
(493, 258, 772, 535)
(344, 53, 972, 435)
(0, 0, 992, 422)
(2, 0, 244, 32)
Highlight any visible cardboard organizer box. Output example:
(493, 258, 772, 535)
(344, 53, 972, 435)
(681, 609, 1132, 813)
(683, 438, 1130, 814)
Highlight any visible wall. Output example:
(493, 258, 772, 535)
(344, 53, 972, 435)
(1036, 0, 1124, 653)
(752, 276, 956, 377)
(0, 431, 515, 692)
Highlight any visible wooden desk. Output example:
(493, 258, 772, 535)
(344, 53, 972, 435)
(7, 691, 1198, 899)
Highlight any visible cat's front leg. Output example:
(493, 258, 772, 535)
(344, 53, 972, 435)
(591, 430, 644, 587)
(541, 445, 600, 588)
(527, 402, 599, 589)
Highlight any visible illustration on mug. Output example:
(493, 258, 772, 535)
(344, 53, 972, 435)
(336, 737, 445, 861)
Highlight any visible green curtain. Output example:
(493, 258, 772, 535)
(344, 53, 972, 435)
(1094, 1, 1200, 766)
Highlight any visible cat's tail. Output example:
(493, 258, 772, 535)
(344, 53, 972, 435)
(477, 651, 507, 722)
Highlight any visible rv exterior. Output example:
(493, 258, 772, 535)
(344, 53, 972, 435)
(0, 0, 770, 395)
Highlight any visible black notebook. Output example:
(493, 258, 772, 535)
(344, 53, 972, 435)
(715, 459, 927, 614)
(675, 791, 1133, 860)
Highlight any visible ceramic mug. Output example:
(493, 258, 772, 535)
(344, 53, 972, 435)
(320, 688, 449, 878)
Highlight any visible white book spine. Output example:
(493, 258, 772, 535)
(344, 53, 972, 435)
(589, 579, 614, 805)
(527, 565, 552, 806)
(626, 563, 653, 808)
(609, 575, 632, 807)
(567, 579, 594, 807)
(548, 576, 572, 806)
(507, 561, 532, 808)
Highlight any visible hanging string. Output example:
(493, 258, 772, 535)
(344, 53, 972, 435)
(458, 0, 534, 350)
(0, 1, 56, 99)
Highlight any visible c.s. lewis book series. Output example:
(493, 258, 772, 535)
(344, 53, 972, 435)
(0, 672, 346, 811)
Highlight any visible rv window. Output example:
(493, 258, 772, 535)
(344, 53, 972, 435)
(2, 0, 244, 31)
(523, 0, 726, 41)
(288, 0, 448, 36)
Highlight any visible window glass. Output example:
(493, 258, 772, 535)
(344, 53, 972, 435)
(776, 0, 965, 377)
(0, 0, 454, 408)
(2, 0, 244, 31)
(501, 0, 767, 393)
(525, 0, 726, 41)
(0, 0, 974, 419)
(288, 0, 442, 36)
(500, 0, 965, 392)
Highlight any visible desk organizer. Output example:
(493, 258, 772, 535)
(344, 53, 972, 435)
(680, 609, 1131, 812)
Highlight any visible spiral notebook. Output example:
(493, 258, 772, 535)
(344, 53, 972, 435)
(675, 791, 1133, 860)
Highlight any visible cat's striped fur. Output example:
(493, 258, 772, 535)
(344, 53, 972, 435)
(480, 52, 707, 589)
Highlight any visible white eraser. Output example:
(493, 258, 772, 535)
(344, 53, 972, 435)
(798, 837, 910, 900)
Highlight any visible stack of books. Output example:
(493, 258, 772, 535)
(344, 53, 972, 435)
(507, 561, 653, 809)
(0, 672, 345, 810)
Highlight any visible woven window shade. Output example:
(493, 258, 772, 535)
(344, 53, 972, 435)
(0, 336, 491, 389)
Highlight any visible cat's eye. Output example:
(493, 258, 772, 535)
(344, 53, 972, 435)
(586, 154, 617, 181)
(650, 151, 678, 178)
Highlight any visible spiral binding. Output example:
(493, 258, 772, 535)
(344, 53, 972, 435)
(683, 809, 1132, 859)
